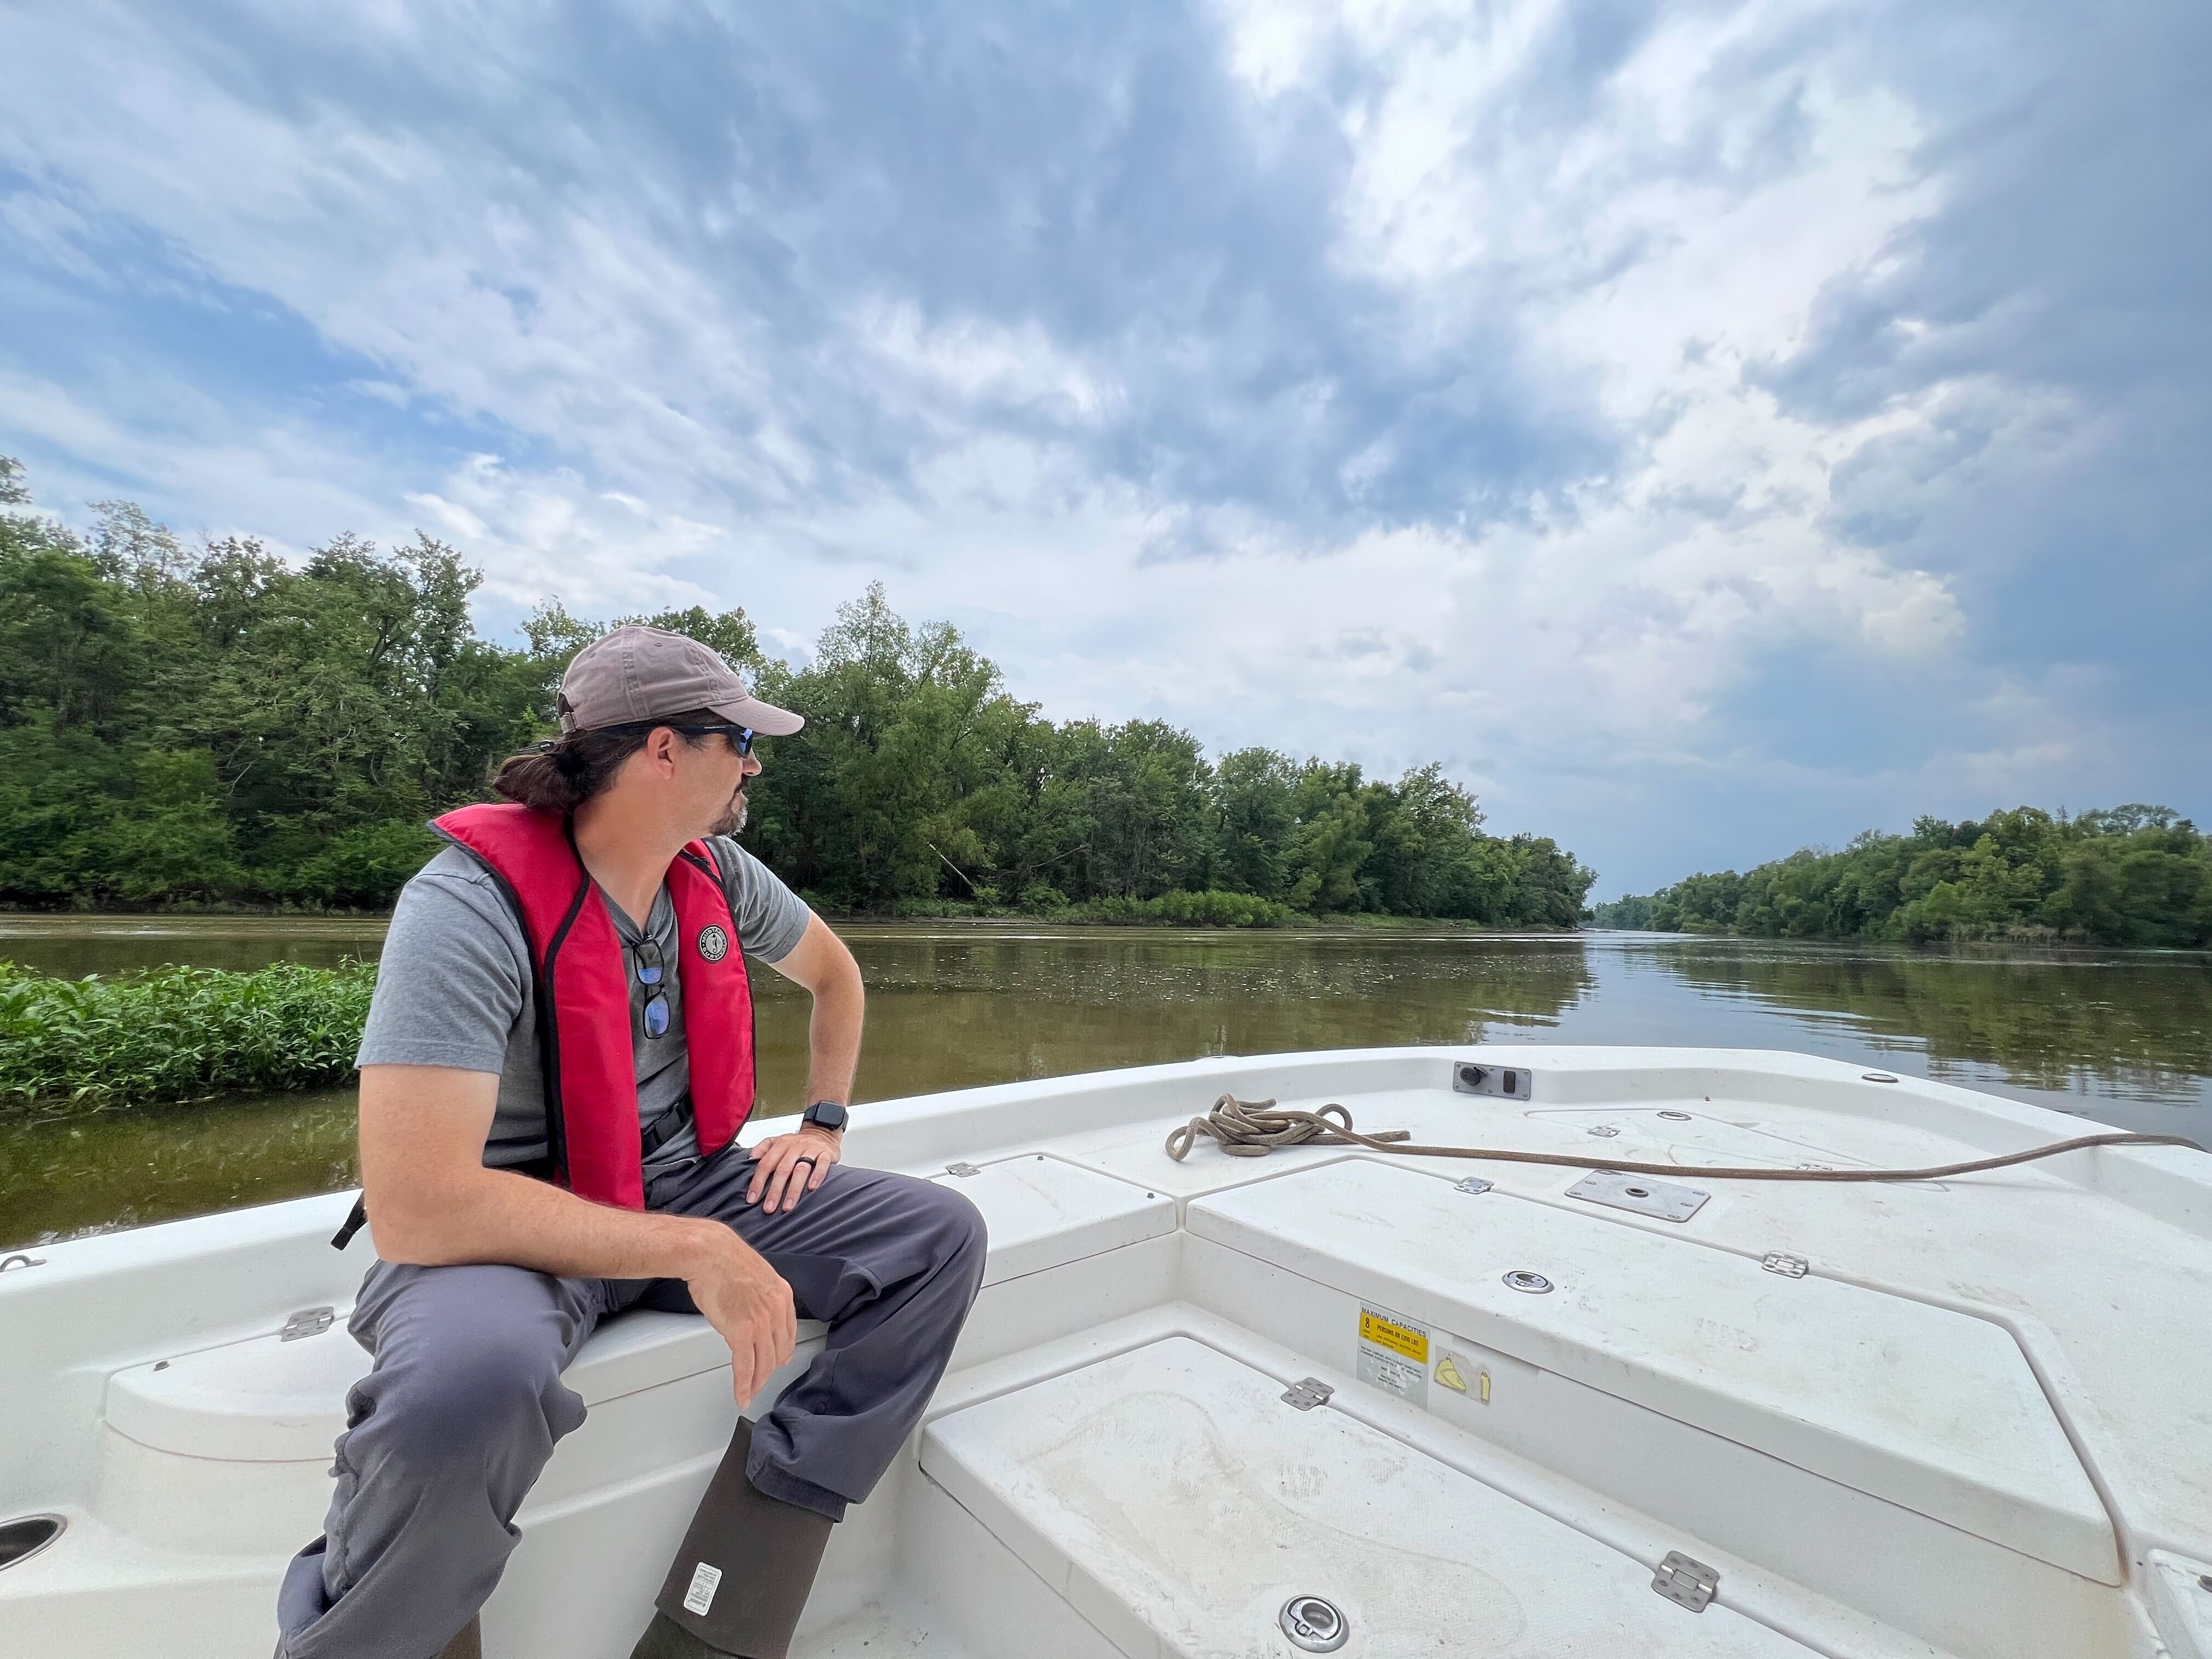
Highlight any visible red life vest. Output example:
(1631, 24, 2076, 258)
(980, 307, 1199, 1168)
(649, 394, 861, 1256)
(431, 803, 757, 1208)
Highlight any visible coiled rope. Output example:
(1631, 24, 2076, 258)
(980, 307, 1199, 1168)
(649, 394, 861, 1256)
(1162, 1093, 2203, 1182)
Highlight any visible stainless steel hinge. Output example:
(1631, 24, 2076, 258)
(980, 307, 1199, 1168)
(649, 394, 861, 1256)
(1281, 1377, 1334, 1411)
(280, 1306, 335, 1342)
(1761, 1252, 1810, 1278)
(944, 1162, 982, 1178)
(1652, 1551, 1719, 1612)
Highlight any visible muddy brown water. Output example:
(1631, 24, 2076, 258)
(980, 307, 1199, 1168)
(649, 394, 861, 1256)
(3, 918, 2206, 1248)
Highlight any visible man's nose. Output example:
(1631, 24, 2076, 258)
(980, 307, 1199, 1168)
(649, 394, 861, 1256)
(740, 752, 763, 777)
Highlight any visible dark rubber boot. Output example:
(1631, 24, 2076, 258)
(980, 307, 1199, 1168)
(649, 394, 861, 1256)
(435, 1615, 481, 1659)
(630, 1418, 835, 1659)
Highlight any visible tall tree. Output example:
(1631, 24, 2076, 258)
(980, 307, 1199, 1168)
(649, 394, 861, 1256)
(0, 464, 1598, 926)
(1595, 806, 2211, 947)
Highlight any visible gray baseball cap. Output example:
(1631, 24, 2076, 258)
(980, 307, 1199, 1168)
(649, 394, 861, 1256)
(556, 625, 805, 737)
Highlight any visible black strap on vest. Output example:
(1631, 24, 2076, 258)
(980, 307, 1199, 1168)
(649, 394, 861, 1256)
(331, 1195, 369, 1251)
(640, 1100, 695, 1159)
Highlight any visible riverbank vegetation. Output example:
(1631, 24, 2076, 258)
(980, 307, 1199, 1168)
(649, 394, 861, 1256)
(0, 960, 375, 1111)
(0, 458, 1593, 926)
(1593, 806, 2212, 946)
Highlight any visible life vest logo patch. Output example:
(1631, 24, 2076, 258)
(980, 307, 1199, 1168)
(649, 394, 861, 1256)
(696, 924, 730, 962)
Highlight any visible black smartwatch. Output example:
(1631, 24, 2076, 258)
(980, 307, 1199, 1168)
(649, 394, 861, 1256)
(801, 1099, 849, 1133)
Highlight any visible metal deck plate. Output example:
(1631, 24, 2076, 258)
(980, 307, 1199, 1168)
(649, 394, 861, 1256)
(1565, 1169, 1710, 1223)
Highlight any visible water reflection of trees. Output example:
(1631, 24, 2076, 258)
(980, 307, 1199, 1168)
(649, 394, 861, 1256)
(758, 934, 1597, 1102)
(1649, 942, 2212, 1099)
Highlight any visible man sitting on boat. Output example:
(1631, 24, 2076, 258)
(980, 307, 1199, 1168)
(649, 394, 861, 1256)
(274, 625, 988, 1659)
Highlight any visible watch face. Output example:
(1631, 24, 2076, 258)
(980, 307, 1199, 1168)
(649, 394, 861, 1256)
(806, 1101, 847, 1130)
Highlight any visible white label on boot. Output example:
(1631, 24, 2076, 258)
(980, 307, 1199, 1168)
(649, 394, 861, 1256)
(682, 1562, 723, 1615)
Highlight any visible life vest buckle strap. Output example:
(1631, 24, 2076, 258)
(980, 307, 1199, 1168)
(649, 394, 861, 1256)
(640, 1101, 696, 1159)
(331, 1195, 369, 1251)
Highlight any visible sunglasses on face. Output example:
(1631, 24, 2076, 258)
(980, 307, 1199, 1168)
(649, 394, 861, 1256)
(677, 723, 755, 758)
(604, 720, 757, 757)
(632, 938, 672, 1039)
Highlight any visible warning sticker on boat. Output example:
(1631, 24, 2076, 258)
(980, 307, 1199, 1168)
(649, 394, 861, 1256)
(1356, 1304, 1430, 1408)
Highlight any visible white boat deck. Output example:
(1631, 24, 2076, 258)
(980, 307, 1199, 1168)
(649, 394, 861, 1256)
(3, 1045, 2209, 1659)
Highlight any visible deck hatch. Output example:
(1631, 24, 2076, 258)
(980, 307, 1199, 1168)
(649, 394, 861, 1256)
(921, 1337, 1816, 1658)
(926, 1153, 1175, 1287)
(1187, 1159, 2119, 1583)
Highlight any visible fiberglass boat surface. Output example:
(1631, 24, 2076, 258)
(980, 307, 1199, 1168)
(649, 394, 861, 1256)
(3, 1046, 2209, 1658)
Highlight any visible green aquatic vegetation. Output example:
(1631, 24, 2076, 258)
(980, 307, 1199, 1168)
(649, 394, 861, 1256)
(0, 959, 375, 1111)
(1057, 890, 1294, 928)
(882, 889, 1296, 927)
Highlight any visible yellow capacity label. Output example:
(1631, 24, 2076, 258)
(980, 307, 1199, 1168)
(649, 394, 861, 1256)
(1359, 1308, 1430, 1363)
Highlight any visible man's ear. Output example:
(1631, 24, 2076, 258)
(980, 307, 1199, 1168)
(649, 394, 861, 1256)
(644, 726, 682, 774)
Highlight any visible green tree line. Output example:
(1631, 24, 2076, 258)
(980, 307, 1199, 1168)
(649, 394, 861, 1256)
(0, 459, 1593, 924)
(1592, 806, 2212, 947)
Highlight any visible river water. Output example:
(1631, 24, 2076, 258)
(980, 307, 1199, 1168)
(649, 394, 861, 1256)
(3, 917, 2207, 1249)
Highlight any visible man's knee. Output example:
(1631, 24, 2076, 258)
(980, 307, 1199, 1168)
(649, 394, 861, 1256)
(914, 1178, 987, 1283)
(356, 1327, 580, 1472)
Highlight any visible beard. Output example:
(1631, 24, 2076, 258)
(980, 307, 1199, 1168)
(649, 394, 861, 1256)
(708, 784, 749, 838)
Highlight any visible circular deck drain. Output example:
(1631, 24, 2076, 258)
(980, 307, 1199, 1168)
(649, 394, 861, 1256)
(1502, 1269, 1553, 1294)
(1280, 1594, 1348, 1652)
(1862, 1071, 1900, 1083)
(0, 1514, 65, 1573)
(1657, 1109, 1691, 1121)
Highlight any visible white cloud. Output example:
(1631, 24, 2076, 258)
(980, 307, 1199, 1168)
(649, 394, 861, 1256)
(0, 370, 398, 560)
(854, 301, 1119, 424)
(400, 454, 732, 614)
(0, 185, 112, 287)
(1181, 0, 1971, 746)
(2, 0, 2197, 888)
(0, 2, 1970, 703)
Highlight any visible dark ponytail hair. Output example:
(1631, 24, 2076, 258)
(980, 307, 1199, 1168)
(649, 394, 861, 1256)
(490, 708, 726, 813)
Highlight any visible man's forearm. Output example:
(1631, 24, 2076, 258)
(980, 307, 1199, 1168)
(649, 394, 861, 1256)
(801, 964, 865, 1107)
(372, 1161, 740, 1279)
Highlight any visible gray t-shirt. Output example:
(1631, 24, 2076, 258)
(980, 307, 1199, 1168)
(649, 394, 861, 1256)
(357, 836, 812, 1172)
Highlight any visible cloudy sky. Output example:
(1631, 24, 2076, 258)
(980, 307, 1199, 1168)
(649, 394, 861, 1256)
(2, 0, 2205, 895)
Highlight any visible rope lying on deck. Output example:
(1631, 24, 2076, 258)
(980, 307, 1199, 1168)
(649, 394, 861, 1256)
(1162, 1093, 2204, 1182)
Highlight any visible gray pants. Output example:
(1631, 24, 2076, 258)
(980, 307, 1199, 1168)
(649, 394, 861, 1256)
(274, 1150, 986, 1659)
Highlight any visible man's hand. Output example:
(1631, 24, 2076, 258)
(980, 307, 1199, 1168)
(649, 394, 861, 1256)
(747, 1125, 843, 1214)
(684, 1226, 798, 1405)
